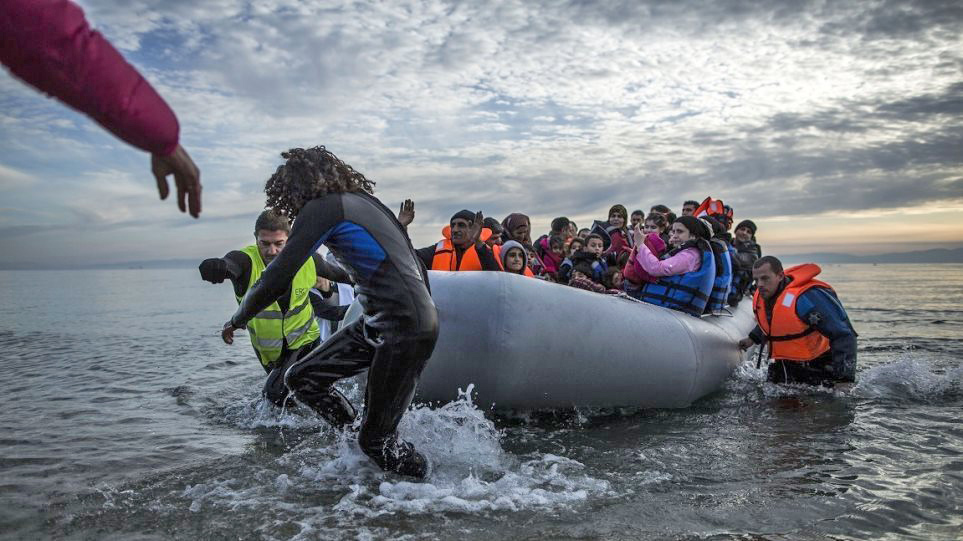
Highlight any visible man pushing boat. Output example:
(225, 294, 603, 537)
(739, 256, 858, 389)
(220, 146, 439, 478)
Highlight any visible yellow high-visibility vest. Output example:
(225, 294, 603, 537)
(237, 245, 320, 366)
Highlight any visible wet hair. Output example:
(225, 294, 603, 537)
(650, 204, 671, 214)
(254, 209, 291, 234)
(753, 255, 783, 274)
(550, 216, 571, 234)
(644, 212, 668, 232)
(264, 146, 375, 219)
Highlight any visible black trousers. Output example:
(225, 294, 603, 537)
(767, 353, 835, 387)
(281, 319, 438, 460)
(262, 339, 320, 407)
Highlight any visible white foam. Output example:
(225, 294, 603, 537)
(855, 357, 962, 401)
(295, 385, 611, 516)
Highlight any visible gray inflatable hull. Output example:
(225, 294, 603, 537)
(343, 271, 757, 410)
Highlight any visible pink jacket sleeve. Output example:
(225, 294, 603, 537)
(634, 244, 701, 277)
(0, 0, 179, 155)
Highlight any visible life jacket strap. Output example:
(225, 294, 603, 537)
(767, 325, 818, 342)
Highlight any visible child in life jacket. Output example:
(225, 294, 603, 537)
(568, 233, 608, 283)
(569, 263, 621, 295)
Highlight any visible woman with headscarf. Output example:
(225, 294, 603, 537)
(501, 213, 532, 244)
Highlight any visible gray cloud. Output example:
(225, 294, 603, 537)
(1, 0, 961, 264)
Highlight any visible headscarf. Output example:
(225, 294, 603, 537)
(501, 213, 531, 244)
(499, 240, 528, 273)
(608, 204, 628, 225)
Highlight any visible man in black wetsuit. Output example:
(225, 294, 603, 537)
(199, 210, 353, 417)
(220, 146, 439, 478)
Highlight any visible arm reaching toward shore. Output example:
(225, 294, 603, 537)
(0, 0, 202, 217)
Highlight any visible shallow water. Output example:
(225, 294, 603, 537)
(0, 264, 961, 540)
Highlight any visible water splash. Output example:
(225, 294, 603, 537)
(854, 358, 962, 402)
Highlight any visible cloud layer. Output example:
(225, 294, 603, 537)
(1, 0, 961, 265)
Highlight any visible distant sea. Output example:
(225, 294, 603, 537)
(0, 264, 960, 540)
(1, 246, 962, 270)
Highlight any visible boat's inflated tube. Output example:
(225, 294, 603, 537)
(340, 271, 756, 410)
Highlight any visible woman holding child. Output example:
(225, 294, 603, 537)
(630, 215, 717, 317)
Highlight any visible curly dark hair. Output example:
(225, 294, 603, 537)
(264, 146, 375, 219)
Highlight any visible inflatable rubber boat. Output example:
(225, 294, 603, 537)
(342, 271, 756, 410)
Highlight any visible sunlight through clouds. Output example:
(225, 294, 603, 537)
(1, 0, 961, 266)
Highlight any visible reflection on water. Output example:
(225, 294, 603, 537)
(0, 265, 961, 539)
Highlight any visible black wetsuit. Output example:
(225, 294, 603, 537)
(230, 191, 438, 477)
(200, 251, 352, 407)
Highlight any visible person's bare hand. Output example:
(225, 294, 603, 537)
(221, 321, 237, 345)
(738, 337, 754, 350)
(152, 144, 202, 218)
(398, 199, 415, 227)
(469, 211, 484, 244)
(633, 224, 644, 247)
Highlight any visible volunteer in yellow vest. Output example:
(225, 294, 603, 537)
(739, 256, 858, 388)
(198, 210, 354, 415)
(415, 209, 501, 271)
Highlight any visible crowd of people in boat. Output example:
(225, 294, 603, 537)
(400, 197, 762, 318)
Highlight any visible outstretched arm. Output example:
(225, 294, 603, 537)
(0, 0, 201, 217)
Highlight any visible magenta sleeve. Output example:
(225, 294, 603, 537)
(0, 0, 179, 155)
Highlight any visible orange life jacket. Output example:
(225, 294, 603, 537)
(752, 263, 832, 362)
(694, 196, 725, 218)
(431, 226, 493, 271)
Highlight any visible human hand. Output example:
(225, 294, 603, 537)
(398, 199, 415, 227)
(468, 211, 484, 244)
(199, 258, 228, 283)
(221, 321, 238, 344)
(633, 224, 644, 247)
(738, 337, 754, 350)
(151, 144, 202, 218)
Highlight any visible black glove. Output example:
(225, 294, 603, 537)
(199, 258, 229, 283)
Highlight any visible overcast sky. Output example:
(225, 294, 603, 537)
(1, 0, 961, 267)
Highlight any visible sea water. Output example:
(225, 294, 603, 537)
(0, 264, 960, 540)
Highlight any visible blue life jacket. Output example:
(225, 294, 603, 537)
(705, 239, 733, 314)
(639, 240, 716, 317)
